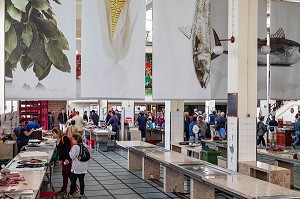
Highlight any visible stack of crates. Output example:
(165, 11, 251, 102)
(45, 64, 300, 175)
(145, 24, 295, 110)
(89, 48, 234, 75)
(276, 131, 292, 147)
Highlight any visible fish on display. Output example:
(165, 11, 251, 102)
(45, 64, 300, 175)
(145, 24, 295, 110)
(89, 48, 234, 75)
(258, 28, 300, 66)
(179, 0, 211, 89)
(212, 27, 300, 66)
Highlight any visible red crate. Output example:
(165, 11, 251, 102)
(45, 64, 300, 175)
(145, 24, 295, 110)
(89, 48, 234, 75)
(276, 131, 292, 146)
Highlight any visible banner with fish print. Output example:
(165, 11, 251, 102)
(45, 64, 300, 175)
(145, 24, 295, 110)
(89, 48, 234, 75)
(81, 0, 146, 99)
(5, 0, 76, 100)
(153, 0, 212, 100)
(269, 1, 300, 100)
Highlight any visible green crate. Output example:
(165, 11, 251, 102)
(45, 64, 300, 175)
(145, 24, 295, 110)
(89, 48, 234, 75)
(202, 149, 221, 165)
(0, 159, 11, 166)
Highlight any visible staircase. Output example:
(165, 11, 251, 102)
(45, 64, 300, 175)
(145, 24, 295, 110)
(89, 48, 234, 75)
(275, 100, 300, 122)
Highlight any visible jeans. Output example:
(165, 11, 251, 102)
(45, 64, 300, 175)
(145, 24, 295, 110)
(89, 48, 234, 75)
(293, 131, 300, 145)
(60, 160, 72, 192)
(70, 173, 85, 195)
(140, 129, 146, 138)
(59, 123, 66, 131)
(218, 128, 226, 138)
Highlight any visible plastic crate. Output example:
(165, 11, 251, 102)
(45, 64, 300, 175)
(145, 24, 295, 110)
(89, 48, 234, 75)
(87, 139, 95, 149)
(202, 149, 221, 165)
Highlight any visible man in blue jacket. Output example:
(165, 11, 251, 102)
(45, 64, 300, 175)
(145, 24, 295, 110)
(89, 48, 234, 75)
(136, 112, 147, 141)
(292, 117, 300, 149)
(26, 117, 40, 139)
(189, 116, 198, 141)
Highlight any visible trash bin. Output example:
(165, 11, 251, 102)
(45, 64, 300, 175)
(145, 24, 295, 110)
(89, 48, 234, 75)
(202, 149, 221, 165)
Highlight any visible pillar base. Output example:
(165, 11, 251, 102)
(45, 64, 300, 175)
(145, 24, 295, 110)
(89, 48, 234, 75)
(128, 151, 142, 170)
(142, 157, 160, 180)
(190, 179, 215, 199)
(163, 166, 184, 193)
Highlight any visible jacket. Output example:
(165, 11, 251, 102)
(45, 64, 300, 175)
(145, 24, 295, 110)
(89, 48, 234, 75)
(56, 136, 71, 161)
(257, 121, 267, 136)
(57, 112, 68, 124)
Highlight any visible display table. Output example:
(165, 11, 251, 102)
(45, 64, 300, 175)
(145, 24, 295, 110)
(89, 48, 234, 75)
(84, 127, 116, 151)
(0, 140, 56, 199)
(121, 141, 300, 199)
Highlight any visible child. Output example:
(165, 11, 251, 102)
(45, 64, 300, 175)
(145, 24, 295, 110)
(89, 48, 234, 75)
(68, 133, 88, 198)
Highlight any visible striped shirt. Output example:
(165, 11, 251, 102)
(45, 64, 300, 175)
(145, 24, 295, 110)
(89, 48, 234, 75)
(69, 145, 88, 174)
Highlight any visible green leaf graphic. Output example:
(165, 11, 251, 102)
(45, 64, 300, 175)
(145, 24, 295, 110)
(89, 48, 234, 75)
(11, 0, 29, 12)
(9, 41, 26, 64)
(5, 62, 13, 78)
(33, 61, 51, 80)
(27, 38, 49, 67)
(30, 0, 50, 11)
(54, 54, 71, 73)
(5, 25, 17, 54)
(20, 54, 34, 71)
(4, 19, 11, 33)
(34, 17, 61, 39)
(7, 4, 22, 22)
(45, 39, 63, 67)
(53, 0, 61, 5)
(22, 23, 33, 47)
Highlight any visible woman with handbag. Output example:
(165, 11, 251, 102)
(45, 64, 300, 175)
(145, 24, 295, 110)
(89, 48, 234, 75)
(52, 128, 78, 196)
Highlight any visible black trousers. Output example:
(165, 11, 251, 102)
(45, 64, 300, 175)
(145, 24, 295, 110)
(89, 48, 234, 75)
(184, 130, 190, 141)
(70, 173, 85, 195)
(140, 129, 146, 138)
(257, 135, 266, 146)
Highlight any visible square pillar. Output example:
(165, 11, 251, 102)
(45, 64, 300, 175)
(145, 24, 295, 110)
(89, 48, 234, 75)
(142, 157, 160, 180)
(165, 100, 184, 150)
(127, 151, 142, 170)
(163, 166, 184, 193)
(0, 0, 5, 114)
(190, 179, 215, 199)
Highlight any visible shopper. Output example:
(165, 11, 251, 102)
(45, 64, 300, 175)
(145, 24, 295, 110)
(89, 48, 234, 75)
(90, 110, 99, 126)
(105, 110, 112, 124)
(157, 112, 165, 127)
(197, 115, 207, 140)
(65, 120, 79, 137)
(69, 134, 88, 199)
(73, 111, 85, 135)
(184, 112, 191, 141)
(292, 117, 300, 149)
(209, 111, 218, 138)
(48, 110, 55, 130)
(12, 118, 34, 152)
(83, 111, 88, 122)
(26, 116, 40, 139)
(216, 112, 227, 139)
(70, 108, 76, 119)
(108, 111, 119, 140)
(52, 128, 77, 196)
(268, 115, 278, 147)
(257, 116, 267, 147)
(136, 112, 147, 141)
(189, 116, 198, 141)
(58, 108, 68, 131)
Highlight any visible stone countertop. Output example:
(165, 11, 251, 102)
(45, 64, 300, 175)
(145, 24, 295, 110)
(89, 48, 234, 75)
(204, 174, 300, 198)
(146, 150, 203, 165)
(239, 161, 290, 172)
(117, 141, 156, 149)
(172, 142, 203, 153)
(257, 149, 300, 165)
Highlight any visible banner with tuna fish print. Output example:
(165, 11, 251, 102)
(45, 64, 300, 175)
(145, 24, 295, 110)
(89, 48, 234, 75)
(5, 0, 76, 100)
(269, 1, 300, 100)
(81, 0, 146, 99)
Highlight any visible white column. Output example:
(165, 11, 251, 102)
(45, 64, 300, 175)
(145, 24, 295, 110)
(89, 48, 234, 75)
(227, 0, 258, 171)
(0, 0, 5, 114)
(165, 100, 184, 150)
(122, 100, 134, 141)
(99, 100, 107, 121)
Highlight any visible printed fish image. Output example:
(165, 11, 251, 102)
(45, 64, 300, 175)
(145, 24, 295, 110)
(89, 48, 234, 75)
(213, 28, 300, 66)
(98, 0, 139, 63)
(258, 28, 300, 66)
(179, 0, 211, 89)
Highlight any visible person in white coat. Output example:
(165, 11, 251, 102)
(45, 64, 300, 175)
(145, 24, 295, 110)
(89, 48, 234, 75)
(68, 134, 88, 198)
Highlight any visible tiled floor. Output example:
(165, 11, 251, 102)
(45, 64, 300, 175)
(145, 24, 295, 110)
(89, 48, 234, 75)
(49, 148, 232, 198)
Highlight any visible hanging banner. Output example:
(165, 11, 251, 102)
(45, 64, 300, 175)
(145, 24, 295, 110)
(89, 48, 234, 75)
(269, 1, 300, 100)
(81, 0, 146, 99)
(4, 0, 76, 99)
(153, 0, 211, 100)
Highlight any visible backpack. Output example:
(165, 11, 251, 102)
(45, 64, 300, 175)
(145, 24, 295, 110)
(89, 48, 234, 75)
(269, 126, 274, 132)
(78, 144, 90, 162)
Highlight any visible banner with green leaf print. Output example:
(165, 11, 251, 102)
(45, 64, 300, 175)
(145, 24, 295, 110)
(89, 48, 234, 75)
(5, 0, 76, 99)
